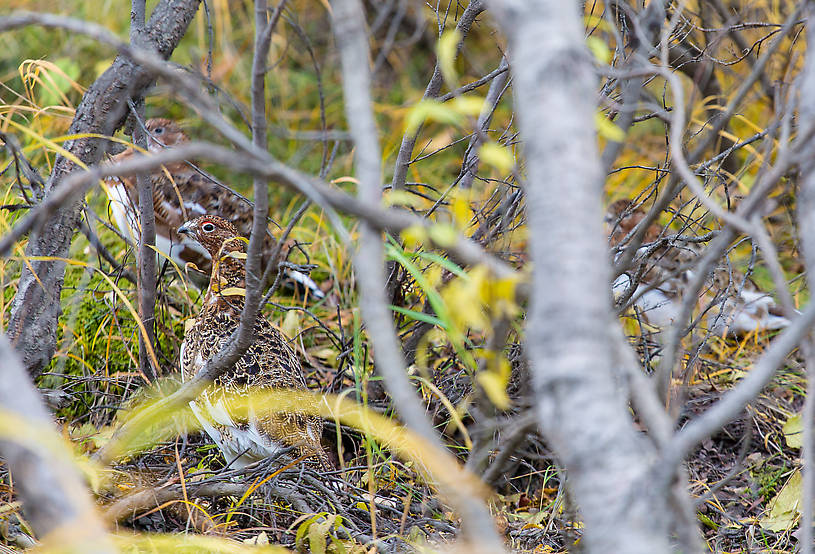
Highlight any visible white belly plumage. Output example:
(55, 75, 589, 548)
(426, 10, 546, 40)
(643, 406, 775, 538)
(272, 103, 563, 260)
(188, 394, 286, 470)
(106, 182, 211, 271)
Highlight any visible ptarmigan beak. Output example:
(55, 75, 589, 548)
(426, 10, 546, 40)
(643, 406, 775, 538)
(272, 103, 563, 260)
(177, 221, 193, 236)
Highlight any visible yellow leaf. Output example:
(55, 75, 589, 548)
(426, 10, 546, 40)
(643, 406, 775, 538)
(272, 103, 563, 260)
(218, 287, 246, 297)
(405, 99, 463, 134)
(586, 36, 611, 64)
(595, 112, 625, 141)
(491, 274, 521, 318)
(477, 371, 510, 410)
(428, 223, 459, 247)
(441, 267, 489, 331)
(242, 531, 269, 545)
(520, 509, 547, 525)
(492, 275, 517, 303)
(496, 357, 511, 380)
(783, 413, 803, 449)
(452, 95, 486, 116)
(479, 142, 515, 173)
(94, 59, 113, 78)
(281, 309, 301, 339)
(308, 518, 328, 554)
(331, 176, 359, 185)
(311, 348, 339, 367)
(760, 470, 802, 531)
(425, 265, 443, 289)
(437, 29, 461, 86)
(401, 224, 428, 248)
(184, 318, 196, 334)
(384, 189, 425, 208)
(451, 191, 471, 229)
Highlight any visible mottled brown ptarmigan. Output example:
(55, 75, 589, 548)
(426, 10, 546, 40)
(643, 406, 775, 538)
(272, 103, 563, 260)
(177, 215, 330, 470)
(103, 118, 323, 298)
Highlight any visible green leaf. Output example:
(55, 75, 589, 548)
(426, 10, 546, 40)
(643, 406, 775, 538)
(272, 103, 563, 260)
(697, 513, 718, 530)
(760, 470, 802, 532)
(437, 29, 461, 86)
(385, 240, 450, 326)
(782, 413, 803, 449)
(595, 112, 625, 141)
(413, 250, 466, 278)
(390, 305, 445, 327)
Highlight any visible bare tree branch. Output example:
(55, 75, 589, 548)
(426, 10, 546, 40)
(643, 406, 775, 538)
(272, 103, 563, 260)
(94, 1, 286, 468)
(330, 0, 504, 548)
(484, 1, 697, 551)
(389, 0, 484, 190)
(3, 1, 201, 377)
(791, 6, 815, 548)
(0, 142, 517, 281)
(130, 0, 158, 382)
(660, 302, 815, 484)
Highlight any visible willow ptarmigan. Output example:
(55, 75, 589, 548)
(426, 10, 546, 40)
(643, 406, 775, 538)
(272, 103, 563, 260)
(103, 118, 323, 298)
(177, 215, 330, 470)
(606, 198, 791, 335)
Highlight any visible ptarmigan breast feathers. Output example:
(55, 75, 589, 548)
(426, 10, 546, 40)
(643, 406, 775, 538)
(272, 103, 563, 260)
(103, 118, 323, 298)
(178, 215, 330, 470)
(104, 118, 210, 272)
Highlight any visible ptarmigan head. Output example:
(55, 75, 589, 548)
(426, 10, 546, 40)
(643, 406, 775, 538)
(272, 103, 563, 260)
(178, 215, 245, 260)
(144, 118, 188, 152)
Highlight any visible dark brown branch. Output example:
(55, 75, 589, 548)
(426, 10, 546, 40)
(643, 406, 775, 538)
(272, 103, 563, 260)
(130, 1, 158, 383)
(3, 2, 201, 377)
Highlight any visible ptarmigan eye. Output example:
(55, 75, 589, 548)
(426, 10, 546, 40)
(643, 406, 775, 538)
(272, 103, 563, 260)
(202, 222, 215, 233)
(153, 127, 164, 135)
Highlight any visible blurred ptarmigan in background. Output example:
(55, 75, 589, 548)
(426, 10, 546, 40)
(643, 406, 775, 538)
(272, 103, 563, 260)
(102, 118, 324, 298)
(177, 215, 331, 470)
(606, 198, 791, 335)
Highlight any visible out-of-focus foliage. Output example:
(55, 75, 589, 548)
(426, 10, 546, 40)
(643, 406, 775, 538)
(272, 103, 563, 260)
(0, 0, 811, 551)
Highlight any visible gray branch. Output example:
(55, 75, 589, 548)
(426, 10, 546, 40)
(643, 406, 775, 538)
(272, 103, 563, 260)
(130, 0, 158, 382)
(484, 1, 693, 551)
(0, 334, 114, 552)
(786, 5, 815, 549)
(330, 0, 504, 548)
(0, 141, 517, 281)
(3, 1, 202, 377)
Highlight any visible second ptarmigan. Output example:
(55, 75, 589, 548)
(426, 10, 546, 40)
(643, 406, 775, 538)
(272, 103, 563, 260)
(177, 215, 330, 470)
